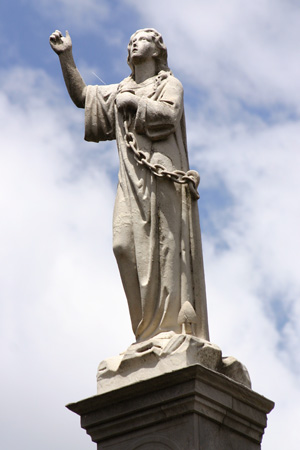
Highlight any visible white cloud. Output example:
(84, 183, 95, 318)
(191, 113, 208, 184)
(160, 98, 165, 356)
(28, 0, 110, 31)
(188, 76, 300, 450)
(127, 0, 300, 110)
(0, 66, 133, 449)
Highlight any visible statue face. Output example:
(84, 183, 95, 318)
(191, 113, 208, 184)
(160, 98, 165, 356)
(129, 31, 157, 65)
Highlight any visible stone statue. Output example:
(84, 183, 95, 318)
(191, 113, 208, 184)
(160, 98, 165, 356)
(50, 29, 251, 390)
(50, 28, 209, 342)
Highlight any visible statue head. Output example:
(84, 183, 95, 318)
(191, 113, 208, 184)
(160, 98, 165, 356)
(127, 28, 170, 78)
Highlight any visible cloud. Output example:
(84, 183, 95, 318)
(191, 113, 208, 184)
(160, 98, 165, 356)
(186, 105, 300, 450)
(188, 99, 300, 358)
(28, 0, 137, 43)
(127, 0, 300, 112)
(0, 65, 132, 449)
(28, 0, 110, 31)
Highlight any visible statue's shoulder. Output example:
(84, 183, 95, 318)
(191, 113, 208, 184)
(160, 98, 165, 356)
(87, 83, 119, 100)
(156, 71, 183, 90)
(117, 76, 133, 93)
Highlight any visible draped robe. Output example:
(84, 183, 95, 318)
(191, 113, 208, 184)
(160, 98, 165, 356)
(85, 71, 209, 342)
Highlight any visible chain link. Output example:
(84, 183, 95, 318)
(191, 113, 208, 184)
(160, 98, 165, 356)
(123, 119, 200, 200)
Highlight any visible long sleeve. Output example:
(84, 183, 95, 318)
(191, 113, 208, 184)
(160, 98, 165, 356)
(84, 84, 118, 142)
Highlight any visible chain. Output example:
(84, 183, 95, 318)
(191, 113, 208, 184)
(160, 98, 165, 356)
(123, 119, 200, 200)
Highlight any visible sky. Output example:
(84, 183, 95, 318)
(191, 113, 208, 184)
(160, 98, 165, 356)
(1, 0, 300, 448)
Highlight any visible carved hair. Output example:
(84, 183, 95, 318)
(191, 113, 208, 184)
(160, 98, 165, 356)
(127, 28, 170, 77)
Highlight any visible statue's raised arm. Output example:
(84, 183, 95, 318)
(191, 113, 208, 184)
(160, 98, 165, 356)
(49, 30, 86, 108)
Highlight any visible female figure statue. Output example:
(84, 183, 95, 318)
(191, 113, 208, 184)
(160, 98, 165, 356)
(50, 28, 209, 343)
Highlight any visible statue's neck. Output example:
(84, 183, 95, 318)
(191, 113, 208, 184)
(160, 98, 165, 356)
(134, 59, 156, 84)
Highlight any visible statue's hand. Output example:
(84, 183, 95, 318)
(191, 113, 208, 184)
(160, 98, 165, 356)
(49, 30, 72, 55)
(116, 92, 138, 114)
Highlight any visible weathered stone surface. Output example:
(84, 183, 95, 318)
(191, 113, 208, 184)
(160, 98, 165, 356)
(220, 355, 252, 387)
(97, 333, 251, 393)
(49, 28, 209, 344)
(98, 334, 219, 393)
(67, 365, 274, 450)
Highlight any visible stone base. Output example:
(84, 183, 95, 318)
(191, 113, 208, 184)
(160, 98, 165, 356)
(97, 333, 251, 393)
(67, 365, 274, 450)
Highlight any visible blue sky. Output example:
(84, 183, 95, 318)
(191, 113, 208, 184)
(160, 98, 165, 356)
(1, 1, 300, 449)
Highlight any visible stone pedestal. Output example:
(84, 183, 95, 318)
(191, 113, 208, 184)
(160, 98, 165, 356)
(67, 365, 274, 449)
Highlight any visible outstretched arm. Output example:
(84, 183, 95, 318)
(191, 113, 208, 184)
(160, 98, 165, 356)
(49, 30, 86, 108)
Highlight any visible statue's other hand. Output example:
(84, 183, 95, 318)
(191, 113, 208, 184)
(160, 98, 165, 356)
(49, 30, 72, 55)
(116, 92, 138, 114)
